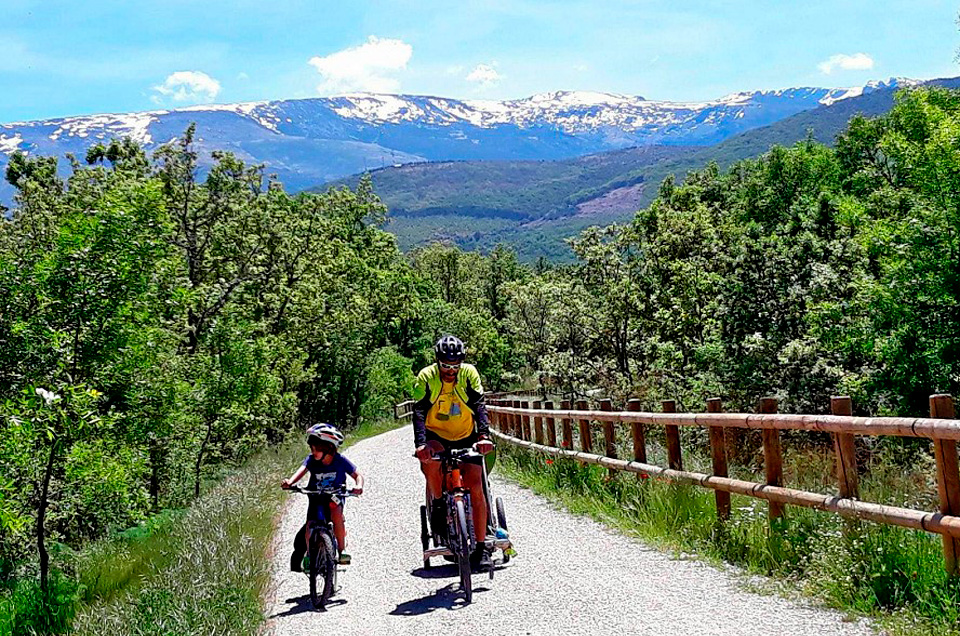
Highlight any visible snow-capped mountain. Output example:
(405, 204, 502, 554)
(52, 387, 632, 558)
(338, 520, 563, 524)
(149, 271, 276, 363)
(0, 78, 918, 198)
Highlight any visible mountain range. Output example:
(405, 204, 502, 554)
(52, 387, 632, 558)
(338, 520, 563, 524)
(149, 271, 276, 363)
(0, 78, 914, 205)
(334, 76, 959, 260)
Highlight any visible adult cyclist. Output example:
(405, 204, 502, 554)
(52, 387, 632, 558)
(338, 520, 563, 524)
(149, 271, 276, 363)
(413, 335, 494, 571)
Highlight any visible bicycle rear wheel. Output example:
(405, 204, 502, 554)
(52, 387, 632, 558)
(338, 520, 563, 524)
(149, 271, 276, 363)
(497, 496, 510, 564)
(454, 498, 473, 603)
(419, 504, 432, 569)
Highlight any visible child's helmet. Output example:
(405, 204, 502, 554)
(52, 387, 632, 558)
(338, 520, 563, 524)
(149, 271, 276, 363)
(307, 423, 344, 449)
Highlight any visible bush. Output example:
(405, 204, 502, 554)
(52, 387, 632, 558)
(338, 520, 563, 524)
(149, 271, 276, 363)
(0, 572, 80, 636)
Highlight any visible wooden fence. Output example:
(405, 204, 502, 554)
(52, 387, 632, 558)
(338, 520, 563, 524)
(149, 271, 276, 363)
(394, 400, 415, 421)
(485, 394, 960, 574)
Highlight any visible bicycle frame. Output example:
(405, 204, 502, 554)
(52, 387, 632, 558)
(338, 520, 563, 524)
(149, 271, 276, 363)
(439, 449, 477, 548)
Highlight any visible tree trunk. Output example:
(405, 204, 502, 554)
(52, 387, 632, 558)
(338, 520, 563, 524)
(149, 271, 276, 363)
(37, 438, 58, 594)
(149, 439, 162, 511)
(194, 421, 213, 498)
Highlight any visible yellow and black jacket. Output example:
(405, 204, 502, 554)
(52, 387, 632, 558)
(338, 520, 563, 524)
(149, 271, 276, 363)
(411, 362, 490, 447)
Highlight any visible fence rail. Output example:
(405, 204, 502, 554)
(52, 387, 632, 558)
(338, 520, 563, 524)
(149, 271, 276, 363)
(485, 394, 960, 574)
(394, 400, 415, 421)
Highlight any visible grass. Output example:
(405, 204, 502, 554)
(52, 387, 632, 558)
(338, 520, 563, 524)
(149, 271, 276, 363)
(68, 442, 299, 636)
(0, 417, 402, 636)
(496, 439, 960, 636)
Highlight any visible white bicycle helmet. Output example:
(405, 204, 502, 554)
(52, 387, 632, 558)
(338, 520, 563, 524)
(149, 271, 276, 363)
(307, 423, 344, 449)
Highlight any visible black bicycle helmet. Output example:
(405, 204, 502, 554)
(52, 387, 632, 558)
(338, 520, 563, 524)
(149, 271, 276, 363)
(434, 334, 466, 362)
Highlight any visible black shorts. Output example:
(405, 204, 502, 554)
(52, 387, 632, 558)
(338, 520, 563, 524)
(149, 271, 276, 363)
(425, 429, 478, 450)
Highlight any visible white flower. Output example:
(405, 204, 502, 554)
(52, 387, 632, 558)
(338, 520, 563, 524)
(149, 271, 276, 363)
(35, 387, 61, 406)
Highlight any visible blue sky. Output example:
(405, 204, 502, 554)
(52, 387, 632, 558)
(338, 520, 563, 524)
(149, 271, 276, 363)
(1, 0, 957, 122)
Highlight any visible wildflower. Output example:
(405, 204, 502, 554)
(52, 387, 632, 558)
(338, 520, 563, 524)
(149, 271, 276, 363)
(546, 459, 554, 465)
(35, 388, 61, 406)
(640, 473, 649, 479)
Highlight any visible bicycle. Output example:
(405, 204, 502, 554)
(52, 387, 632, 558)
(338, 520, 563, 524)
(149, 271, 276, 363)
(285, 485, 357, 610)
(418, 442, 513, 604)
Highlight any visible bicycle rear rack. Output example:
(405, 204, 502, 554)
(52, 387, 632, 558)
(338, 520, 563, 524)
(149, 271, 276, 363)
(423, 537, 512, 559)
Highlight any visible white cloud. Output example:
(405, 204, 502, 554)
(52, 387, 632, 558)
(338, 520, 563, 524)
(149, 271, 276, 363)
(466, 63, 502, 87)
(573, 63, 589, 72)
(152, 71, 221, 104)
(818, 53, 874, 75)
(237, 72, 249, 81)
(309, 36, 412, 95)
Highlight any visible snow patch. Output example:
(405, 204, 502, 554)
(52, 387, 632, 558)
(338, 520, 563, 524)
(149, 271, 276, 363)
(332, 94, 426, 123)
(819, 87, 864, 107)
(177, 101, 282, 132)
(49, 112, 158, 144)
(0, 133, 23, 154)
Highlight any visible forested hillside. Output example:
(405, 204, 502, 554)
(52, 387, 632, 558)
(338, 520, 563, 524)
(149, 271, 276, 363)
(352, 77, 960, 261)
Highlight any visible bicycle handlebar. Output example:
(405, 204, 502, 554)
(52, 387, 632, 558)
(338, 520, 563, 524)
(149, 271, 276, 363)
(284, 485, 359, 497)
(412, 443, 490, 460)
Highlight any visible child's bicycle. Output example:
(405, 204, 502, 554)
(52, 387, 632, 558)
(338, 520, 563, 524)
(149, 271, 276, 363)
(418, 443, 513, 604)
(286, 485, 357, 610)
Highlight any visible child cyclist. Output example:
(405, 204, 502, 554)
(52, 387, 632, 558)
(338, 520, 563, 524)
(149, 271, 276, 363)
(282, 423, 364, 567)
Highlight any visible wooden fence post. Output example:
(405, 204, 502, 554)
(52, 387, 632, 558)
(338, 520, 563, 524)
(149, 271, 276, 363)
(533, 401, 544, 444)
(663, 400, 682, 470)
(512, 400, 522, 438)
(521, 400, 531, 441)
(760, 397, 784, 520)
(576, 399, 592, 453)
(707, 398, 730, 521)
(600, 398, 616, 478)
(831, 396, 859, 500)
(628, 398, 646, 465)
(931, 394, 960, 576)
(545, 401, 557, 447)
(561, 400, 573, 449)
(600, 399, 617, 459)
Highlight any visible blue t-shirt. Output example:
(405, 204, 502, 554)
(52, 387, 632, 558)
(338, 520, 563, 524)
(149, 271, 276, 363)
(302, 453, 357, 491)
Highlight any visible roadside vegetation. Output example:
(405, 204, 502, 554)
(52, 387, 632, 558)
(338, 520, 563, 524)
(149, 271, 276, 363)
(497, 439, 960, 636)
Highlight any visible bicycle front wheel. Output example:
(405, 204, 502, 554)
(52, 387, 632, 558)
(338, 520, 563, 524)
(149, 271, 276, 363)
(309, 531, 337, 610)
(454, 498, 473, 603)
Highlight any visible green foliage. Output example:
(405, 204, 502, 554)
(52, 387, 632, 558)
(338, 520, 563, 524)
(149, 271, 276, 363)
(0, 571, 80, 636)
(360, 346, 414, 424)
(0, 127, 454, 629)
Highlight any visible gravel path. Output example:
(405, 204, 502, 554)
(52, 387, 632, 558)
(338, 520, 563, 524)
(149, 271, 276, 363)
(263, 425, 875, 636)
